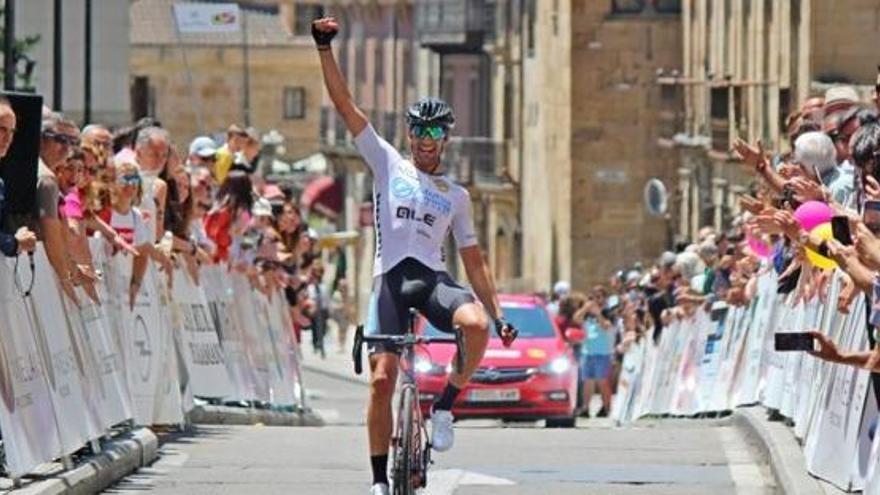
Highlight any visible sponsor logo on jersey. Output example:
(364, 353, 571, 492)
(390, 177, 452, 215)
(432, 178, 449, 192)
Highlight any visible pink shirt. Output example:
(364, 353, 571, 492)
(61, 190, 84, 220)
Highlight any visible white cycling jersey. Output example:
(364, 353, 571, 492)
(354, 124, 477, 277)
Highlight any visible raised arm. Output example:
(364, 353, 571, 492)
(312, 17, 369, 137)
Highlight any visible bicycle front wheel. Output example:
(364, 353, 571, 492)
(392, 385, 416, 495)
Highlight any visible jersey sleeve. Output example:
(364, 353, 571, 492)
(353, 124, 400, 179)
(451, 189, 478, 249)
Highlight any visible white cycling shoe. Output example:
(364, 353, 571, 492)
(431, 409, 455, 452)
(370, 482, 390, 495)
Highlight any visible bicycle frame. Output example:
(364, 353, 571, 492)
(352, 315, 464, 494)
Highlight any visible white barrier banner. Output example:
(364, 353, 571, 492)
(230, 273, 271, 402)
(121, 260, 178, 424)
(151, 278, 185, 425)
(804, 296, 872, 491)
(733, 270, 778, 405)
(30, 247, 104, 449)
(172, 268, 236, 399)
(0, 256, 63, 477)
(201, 266, 252, 401)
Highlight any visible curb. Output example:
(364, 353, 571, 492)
(14, 428, 158, 495)
(189, 404, 325, 427)
(731, 407, 826, 495)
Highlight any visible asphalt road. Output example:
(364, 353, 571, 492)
(105, 360, 777, 495)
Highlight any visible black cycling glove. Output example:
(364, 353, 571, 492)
(494, 317, 518, 348)
(311, 19, 338, 48)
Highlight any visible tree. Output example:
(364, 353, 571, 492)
(0, 6, 40, 91)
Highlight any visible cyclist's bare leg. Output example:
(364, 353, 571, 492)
(447, 303, 490, 388)
(367, 353, 400, 455)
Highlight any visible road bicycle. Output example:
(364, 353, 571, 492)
(353, 309, 464, 495)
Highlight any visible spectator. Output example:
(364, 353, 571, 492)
(39, 112, 93, 303)
(205, 169, 253, 263)
(330, 278, 354, 353)
(104, 160, 172, 308)
(547, 280, 570, 316)
(214, 124, 249, 184)
(81, 123, 113, 166)
(572, 288, 615, 417)
(0, 97, 36, 257)
(134, 126, 171, 242)
(189, 168, 216, 261)
(187, 136, 218, 177)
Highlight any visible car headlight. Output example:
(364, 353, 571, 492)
(542, 357, 572, 375)
(415, 358, 435, 374)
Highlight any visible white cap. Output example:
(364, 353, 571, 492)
(553, 281, 571, 297)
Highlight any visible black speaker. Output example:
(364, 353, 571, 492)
(0, 92, 42, 219)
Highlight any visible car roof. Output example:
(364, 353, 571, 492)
(498, 294, 546, 307)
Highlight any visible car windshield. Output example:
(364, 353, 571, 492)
(423, 305, 557, 339)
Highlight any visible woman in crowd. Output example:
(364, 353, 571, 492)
(103, 160, 173, 307)
(205, 169, 254, 264)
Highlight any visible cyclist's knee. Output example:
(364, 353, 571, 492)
(454, 305, 489, 334)
(370, 372, 396, 402)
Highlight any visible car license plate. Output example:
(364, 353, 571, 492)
(467, 389, 520, 403)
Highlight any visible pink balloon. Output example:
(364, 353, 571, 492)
(794, 201, 832, 232)
(747, 233, 772, 258)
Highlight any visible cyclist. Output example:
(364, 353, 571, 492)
(312, 17, 518, 495)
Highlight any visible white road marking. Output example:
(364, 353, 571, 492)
(425, 468, 516, 495)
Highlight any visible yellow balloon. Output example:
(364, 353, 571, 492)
(805, 223, 837, 270)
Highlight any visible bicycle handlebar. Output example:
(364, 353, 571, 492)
(352, 324, 466, 376)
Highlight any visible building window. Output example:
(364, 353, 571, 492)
(283, 87, 306, 119)
(294, 4, 325, 36)
(526, 0, 536, 57)
(653, 0, 681, 13)
(611, 0, 645, 14)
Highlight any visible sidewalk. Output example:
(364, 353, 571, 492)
(299, 325, 368, 386)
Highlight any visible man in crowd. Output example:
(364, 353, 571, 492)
(38, 113, 93, 302)
(134, 126, 170, 242)
(0, 97, 36, 257)
(188, 136, 218, 176)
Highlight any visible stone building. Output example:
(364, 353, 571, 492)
(129, 0, 323, 158)
(519, 0, 683, 290)
(666, 0, 880, 243)
(16, 0, 131, 125)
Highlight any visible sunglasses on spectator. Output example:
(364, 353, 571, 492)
(43, 131, 80, 147)
(410, 125, 447, 140)
(85, 166, 99, 176)
(117, 174, 141, 186)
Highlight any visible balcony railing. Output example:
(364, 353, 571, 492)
(443, 137, 506, 186)
(415, 0, 493, 53)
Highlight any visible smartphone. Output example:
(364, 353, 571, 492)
(865, 200, 880, 235)
(774, 332, 816, 352)
(831, 216, 853, 246)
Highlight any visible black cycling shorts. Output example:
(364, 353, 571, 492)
(365, 257, 476, 355)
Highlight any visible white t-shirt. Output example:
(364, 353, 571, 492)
(354, 124, 477, 276)
(110, 207, 153, 247)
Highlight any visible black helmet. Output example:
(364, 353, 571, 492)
(406, 97, 455, 128)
